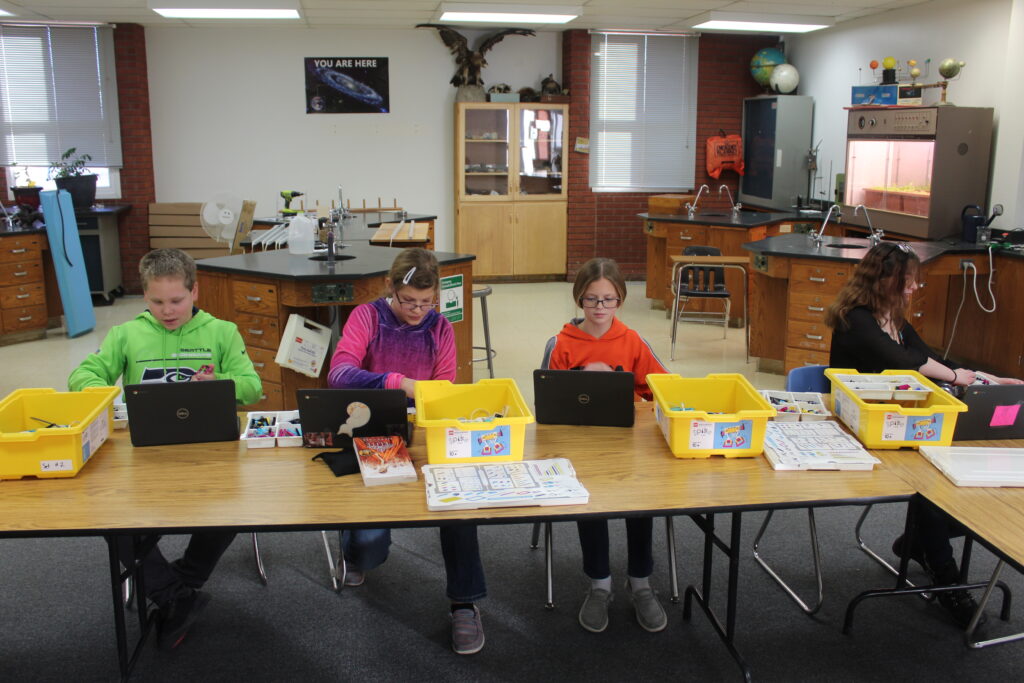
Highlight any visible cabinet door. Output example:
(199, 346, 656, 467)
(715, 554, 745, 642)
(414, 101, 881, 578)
(513, 202, 567, 275)
(456, 203, 514, 277)
(457, 103, 512, 201)
(516, 105, 567, 200)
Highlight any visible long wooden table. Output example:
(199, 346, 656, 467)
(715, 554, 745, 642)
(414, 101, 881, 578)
(0, 405, 917, 681)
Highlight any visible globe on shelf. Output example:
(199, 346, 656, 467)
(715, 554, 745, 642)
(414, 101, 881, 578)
(939, 58, 965, 79)
(770, 63, 800, 94)
(750, 47, 786, 88)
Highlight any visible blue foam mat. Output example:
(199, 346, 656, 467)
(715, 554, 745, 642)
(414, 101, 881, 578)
(39, 189, 95, 338)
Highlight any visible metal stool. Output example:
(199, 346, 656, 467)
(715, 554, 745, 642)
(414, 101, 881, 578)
(472, 284, 496, 378)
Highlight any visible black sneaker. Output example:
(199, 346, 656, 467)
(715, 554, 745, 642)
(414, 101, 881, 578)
(937, 588, 986, 629)
(156, 590, 211, 651)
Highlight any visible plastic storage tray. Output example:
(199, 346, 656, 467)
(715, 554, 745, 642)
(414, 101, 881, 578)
(649, 373, 775, 458)
(414, 379, 534, 464)
(760, 390, 831, 422)
(0, 386, 119, 480)
(825, 368, 966, 449)
(242, 410, 302, 448)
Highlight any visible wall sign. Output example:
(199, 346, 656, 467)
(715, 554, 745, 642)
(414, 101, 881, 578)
(305, 57, 389, 114)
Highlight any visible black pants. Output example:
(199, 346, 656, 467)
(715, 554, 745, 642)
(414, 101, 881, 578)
(908, 496, 965, 573)
(119, 532, 237, 606)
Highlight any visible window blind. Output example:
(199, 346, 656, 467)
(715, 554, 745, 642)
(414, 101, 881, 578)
(0, 25, 122, 167)
(589, 32, 698, 192)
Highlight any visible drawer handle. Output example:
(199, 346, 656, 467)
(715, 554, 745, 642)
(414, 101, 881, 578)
(246, 295, 262, 302)
(804, 362, 819, 366)
(805, 334, 823, 340)
(246, 328, 264, 335)
(807, 305, 825, 312)
(18, 315, 32, 322)
(10, 248, 27, 254)
(253, 362, 265, 368)
(913, 311, 924, 318)
(16, 293, 30, 299)
(13, 271, 28, 277)
(679, 234, 693, 240)
(808, 276, 827, 283)
(260, 394, 268, 401)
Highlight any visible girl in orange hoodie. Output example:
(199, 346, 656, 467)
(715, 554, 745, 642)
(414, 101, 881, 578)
(542, 257, 669, 634)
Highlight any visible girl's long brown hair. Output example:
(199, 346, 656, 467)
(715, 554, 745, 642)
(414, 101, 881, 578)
(825, 242, 920, 330)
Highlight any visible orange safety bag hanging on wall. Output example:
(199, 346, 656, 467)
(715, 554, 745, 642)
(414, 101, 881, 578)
(706, 130, 745, 179)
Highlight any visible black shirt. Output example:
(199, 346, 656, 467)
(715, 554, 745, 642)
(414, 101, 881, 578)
(829, 306, 958, 375)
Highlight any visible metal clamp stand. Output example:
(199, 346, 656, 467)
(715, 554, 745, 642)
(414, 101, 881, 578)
(752, 508, 824, 615)
(683, 512, 751, 683)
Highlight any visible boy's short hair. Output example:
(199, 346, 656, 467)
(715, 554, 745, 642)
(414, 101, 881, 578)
(572, 257, 627, 304)
(139, 248, 197, 291)
(388, 247, 440, 292)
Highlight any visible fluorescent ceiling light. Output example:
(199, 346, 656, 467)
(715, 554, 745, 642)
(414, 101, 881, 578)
(689, 11, 832, 34)
(438, 3, 579, 24)
(0, 10, 13, 17)
(149, 1, 300, 19)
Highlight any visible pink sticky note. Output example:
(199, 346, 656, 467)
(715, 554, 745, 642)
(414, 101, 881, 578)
(990, 404, 1021, 428)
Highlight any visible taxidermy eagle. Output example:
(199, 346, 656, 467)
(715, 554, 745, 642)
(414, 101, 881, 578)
(416, 24, 536, 87)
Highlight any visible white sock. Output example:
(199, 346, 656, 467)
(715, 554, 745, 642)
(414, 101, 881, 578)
(628, 575, 650, 591)
(591, 576, 612, 592)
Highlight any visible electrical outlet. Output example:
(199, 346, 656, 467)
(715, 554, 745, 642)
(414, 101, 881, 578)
(960, 258, 973, 270)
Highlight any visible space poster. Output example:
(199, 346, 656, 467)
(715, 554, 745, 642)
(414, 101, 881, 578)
(305, 57, 389, 114)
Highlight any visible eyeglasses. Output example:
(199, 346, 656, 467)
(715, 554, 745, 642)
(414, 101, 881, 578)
(396, 296, 438, 312)
(579, 296, 621, 309)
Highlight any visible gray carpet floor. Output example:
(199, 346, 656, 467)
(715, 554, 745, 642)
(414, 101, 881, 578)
(2, 502, 1022, 681)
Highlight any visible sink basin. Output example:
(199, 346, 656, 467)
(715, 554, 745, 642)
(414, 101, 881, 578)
(823, 243, 867, 249)
(308, 253, 356, 261)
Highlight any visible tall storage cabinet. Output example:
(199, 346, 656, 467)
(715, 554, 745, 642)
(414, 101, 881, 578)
(455, 102, 568, 278)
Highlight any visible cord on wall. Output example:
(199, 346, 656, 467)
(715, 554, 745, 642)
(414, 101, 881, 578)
(943, 246, 996, 359)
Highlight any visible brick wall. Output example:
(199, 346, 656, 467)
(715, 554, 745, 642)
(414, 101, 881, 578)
(113, 23, 156, 294)
(562, 30, 777, 280)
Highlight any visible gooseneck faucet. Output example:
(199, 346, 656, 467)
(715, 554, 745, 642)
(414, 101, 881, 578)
(718, 184, 742, 219)
(812, 204, 840, 246)
(855, 204, 883, 246)
(686, 184, 710, 218)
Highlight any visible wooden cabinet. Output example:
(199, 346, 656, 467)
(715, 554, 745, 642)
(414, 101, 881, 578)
(0, 233, 48, 344)
(455, 102, 568, 279)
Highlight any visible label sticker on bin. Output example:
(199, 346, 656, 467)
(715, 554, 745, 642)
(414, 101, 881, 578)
(689, 419, 753, 450)
(40, 459, 73, 472)
(882, 412, 943, 441)
(444, 425, 511, 459)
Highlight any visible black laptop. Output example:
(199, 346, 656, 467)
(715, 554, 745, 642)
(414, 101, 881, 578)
(124, 380, 239, 447)
(533, 369, 635, 428)
(296, 388, 410, 448)
(953, 384, 1024, 441)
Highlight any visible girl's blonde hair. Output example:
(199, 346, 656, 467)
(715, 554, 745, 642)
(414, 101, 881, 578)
(387, 248, 440, 293)
(572, 257, 626, 305)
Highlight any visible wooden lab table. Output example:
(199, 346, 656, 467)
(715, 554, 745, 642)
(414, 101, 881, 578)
(0, 405, 915, 681)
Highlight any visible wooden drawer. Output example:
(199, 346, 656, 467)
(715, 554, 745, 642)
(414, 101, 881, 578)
(666, 225, 708, 252)
(2, 304, 47, 332)
(232, 280, 279, 316)
(0, 235, 43, 263)
(786, 320, 832, 352)
(249, 380, 283, 411)
(0, 282, 45, 310)
(788, 290, 832, 323)
(237, 313, 281, 350)
(0, 260, 42, 285)
(248, 345, 282, 384)
(784, 347, 831, 375)
(790, 262, 851, 295)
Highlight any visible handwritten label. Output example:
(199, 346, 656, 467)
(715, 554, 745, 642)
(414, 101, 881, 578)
(40, 459, 73, 472)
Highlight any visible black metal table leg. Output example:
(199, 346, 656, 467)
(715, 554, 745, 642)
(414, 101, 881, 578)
(105, 534, 158, 681)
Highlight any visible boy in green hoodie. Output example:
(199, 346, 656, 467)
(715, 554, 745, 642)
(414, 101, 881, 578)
(69, 248, 262, 650)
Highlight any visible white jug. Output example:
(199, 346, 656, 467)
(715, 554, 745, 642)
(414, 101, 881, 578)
(287, 215, 316, 254)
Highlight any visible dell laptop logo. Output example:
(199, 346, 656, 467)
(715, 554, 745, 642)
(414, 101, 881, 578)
(176, 408, 190, 420)
(577, 393, 591, 405)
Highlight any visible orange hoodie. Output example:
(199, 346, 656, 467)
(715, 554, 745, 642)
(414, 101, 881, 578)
(545, 317, 667, 400)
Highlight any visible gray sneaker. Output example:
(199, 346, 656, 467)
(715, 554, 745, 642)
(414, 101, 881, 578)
(451, 605, 485, 655)
(342, 569, 365, 587)
(578, 588, 613, 633)
(627, 582, 667, 632)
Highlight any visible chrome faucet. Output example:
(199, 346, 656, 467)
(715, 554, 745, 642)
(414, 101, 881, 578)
(855, 204, 883, 246)
(718, 184, 742, 218)
(685, 184, 710, 218)
(812, 204, 840, 246)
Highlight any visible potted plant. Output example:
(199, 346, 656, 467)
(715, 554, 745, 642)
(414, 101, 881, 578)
(48, 147, 98, 209)
(10, 164, 42, 209)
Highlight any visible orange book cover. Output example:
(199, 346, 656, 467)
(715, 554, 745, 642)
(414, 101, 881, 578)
(353, 435, 417, 486)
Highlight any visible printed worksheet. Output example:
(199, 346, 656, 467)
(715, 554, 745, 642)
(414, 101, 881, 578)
(423, 458, 590, 510)
(763, 420, 879, 470)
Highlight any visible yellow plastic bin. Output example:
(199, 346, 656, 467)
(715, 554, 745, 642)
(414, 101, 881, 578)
(414, 379, 534, 464)
(825, 368, 966, 449)
(0, 386, 120, 480)
(648, 373, 775, 458)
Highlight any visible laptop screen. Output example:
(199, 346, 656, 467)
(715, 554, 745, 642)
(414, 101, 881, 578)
(297, 388, 410, 448)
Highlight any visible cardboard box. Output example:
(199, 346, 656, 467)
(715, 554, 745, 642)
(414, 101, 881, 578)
(851, 85, 898, 106)
(648, 194, 696, 215)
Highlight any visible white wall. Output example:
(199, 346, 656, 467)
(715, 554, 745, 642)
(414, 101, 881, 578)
(146, 27, 560, 251)
(789, 0, 1024, 228)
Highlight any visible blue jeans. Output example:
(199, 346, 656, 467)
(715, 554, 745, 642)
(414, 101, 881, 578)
(577, 517, 654, 580)
(340, 525, 486, 602)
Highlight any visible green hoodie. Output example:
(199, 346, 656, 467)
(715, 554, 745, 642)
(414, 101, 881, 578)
(68, 308, 263, 405)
